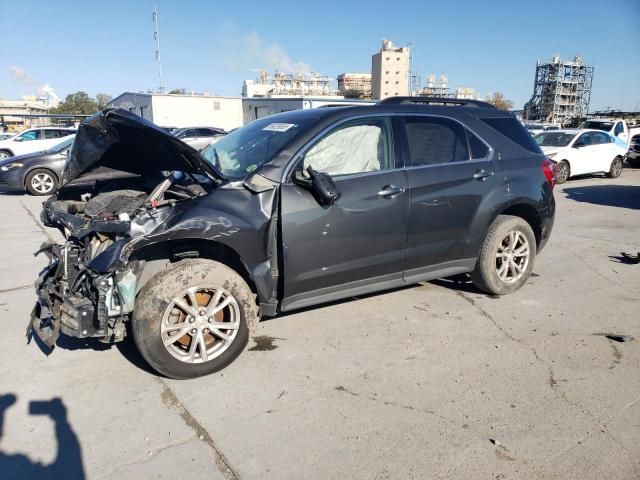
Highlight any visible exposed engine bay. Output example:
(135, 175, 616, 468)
(29, 172, 210, 348)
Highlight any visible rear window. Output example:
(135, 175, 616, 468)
(480, 117, 542, 153)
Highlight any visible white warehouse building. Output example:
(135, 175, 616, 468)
(107, 92, 244, 131)
(242, 97, 375, 124)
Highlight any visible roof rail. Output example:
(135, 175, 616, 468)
(378, 96, 496, 109)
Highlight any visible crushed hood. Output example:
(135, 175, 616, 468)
(61, 108, 215, 185)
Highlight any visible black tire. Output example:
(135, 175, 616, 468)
(132, 259, 258, 379)
(555, 160, 570, 184)
(606, 156, 623, 178)
(0, 150, 12, 160)
(471, 215, 537, 295)
(25, 168, 58, 196)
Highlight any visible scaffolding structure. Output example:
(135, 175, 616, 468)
(524, 54, 594, 125)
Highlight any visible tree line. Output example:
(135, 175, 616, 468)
(50, 92, 113, 115)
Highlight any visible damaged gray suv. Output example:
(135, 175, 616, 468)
(30, 99, 556, 379)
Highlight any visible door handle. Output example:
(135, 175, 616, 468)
(473, 169, 494, 181)
(378, 185, 405, 198)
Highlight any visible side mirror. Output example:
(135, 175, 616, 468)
(572, 142, 583, 149)
(14, 137, 23, 142)
(293, 166, 340, 206)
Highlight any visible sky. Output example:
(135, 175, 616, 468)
(1, 0, 639, 111)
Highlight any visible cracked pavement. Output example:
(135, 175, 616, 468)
(0, 169, 639, 479)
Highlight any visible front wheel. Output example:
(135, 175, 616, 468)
(25, 168, 58, 195)
(132, 259, 258, 379)
(471, 215, 537, 295)
(0, 150, 12, 160)
(606, 156, 623, 178)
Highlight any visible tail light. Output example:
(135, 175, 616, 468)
(541, 158, 556, 190)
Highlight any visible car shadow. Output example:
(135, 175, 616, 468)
(563, 185, 640, 210)
(0, 394, 86, 479)
(30, 324, 159, 377)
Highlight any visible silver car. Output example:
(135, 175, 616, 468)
(172, 127, 227, 151)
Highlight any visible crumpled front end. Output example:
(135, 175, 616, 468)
(29, 239, 141, 348)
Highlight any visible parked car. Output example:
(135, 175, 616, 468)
(578, 118, 640, 146)
(523, 123, 560, 136)
(172, 126, 227, 151)
(0, 136, 74, 195)
(626, 133, 640, 167)
(0, 127, 76, 160)
(30, 102, 555, 378)
(534, 129, 627, 183)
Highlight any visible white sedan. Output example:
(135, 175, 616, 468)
(534, 129, 627, 184)
(0, 127, 76, 160)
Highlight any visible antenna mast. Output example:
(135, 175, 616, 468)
(153, 4, 164, 92)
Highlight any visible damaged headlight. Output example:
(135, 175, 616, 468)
(0, 162, 23, 171)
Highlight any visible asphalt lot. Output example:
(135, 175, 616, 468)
(0, 168, 639, 480)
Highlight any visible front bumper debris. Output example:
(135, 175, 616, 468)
(28, 242, 132, 349)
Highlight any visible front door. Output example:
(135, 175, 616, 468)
(569, 132, 599, 175)
(280, 117, 409, 311)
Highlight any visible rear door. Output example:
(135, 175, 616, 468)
(398, 115, 503, 280)
(280, 116, 409, 310)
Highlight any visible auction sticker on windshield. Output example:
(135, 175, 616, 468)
(262, 123, 296, 132)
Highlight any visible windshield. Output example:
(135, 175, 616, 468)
(201, 116, 312, 180)
(534, 132, 576, 147)
(46, 135, 75, 153)
(580, 121, 613, 131)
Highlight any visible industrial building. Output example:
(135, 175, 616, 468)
(412, 74, 476, 100)
(242, 70, 341, 98)
(337, 73, 372, 99)
(371, 39, 410, 100)
(107, 92, 243, 131)
(0, 97, 51, 129)
(524, 54, 594, 125)
(242, 97, 374, 124)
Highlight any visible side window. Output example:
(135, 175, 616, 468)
(17, 130, 39, 141)
(198, 128, 214, 136)
(576, 133, 592, 147)
(303, 119, 392, 176)
(44, 130, 62, 139)
(614, 122, 624, 136)
(467, 130, 489, 159)
(402, 116, 469, 166)
(593, 132, 611, 145)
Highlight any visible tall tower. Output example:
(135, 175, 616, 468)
(371, 39, 410, 100)
(524, 54, 594, 125)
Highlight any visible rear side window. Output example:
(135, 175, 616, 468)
(592, 132, 611, 145)
(402, 116, 469, 166)
(480, 117, 541, 153)
(44, 130, 62, 139)
(467, 130, 489, 159)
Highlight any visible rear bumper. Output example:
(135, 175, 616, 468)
(537, 198, 555, 253)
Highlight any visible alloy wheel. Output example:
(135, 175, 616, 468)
(160, 285, 240, 364)
(611, 158, 623, 177)
(555, 163, 569, 183)
(31, 173, 55, 194)
(495, 231, 530, 284)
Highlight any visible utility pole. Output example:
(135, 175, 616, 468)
(153, 4, 164, 92)
(408, 41, 414, 96)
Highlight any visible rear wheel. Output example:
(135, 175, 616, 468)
(606, 156, 623, 178)
(471, 215, 537, 295)
(555, 160, 570, 184)
(25, 168, 58, 195)
(132, 259, 258, 379)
